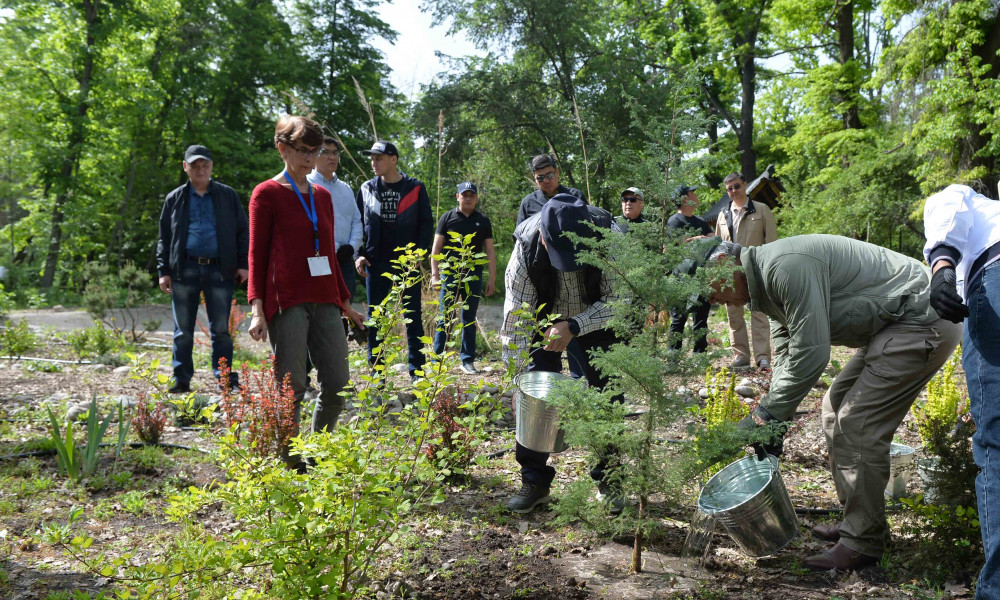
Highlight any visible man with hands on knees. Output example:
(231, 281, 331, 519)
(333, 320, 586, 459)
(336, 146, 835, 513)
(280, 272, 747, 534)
(499, 195, 624, 514)
(707, 235, 961, 571)
(923, 183, 1000, 600)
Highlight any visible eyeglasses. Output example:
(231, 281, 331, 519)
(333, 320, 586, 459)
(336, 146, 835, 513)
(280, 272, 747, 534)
(725, 183, 743, 192)
(534, 172, 556, 183)
(288, 144, 322, 158)
(318, 147, 338, 157)
(622, 197, 641, 203)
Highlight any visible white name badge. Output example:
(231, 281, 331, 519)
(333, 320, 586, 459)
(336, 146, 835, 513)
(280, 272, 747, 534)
(308, 256, 333, 277)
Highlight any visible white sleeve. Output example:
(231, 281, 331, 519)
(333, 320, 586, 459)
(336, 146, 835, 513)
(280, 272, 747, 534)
(923, 184, 974, 266)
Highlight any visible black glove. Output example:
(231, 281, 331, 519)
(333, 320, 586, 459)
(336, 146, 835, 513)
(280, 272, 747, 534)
(336, 244, 355, 264)
(736, 407, 788, 459)
(930, 266, 969, 324)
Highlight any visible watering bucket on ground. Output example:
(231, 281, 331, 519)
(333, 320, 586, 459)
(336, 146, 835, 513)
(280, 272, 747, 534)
(886, 443, 915, 499)
(697, 455, 799, 557)
(513, 371, 581, 453)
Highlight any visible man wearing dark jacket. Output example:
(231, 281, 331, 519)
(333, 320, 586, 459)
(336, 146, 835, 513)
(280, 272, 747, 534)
(516, 154, 585, 225)
(157, 144, 249, 393)
(354, 141, 434, 379)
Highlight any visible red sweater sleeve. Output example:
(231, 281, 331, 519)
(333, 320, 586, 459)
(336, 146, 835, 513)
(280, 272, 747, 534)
(248, 181, 274, 304)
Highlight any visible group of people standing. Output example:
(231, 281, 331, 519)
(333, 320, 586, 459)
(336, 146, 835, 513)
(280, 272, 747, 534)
(154, 114, 999, 595)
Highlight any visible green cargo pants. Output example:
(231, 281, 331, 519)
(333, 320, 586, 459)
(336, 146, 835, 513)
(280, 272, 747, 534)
(821, 317, 962, 557)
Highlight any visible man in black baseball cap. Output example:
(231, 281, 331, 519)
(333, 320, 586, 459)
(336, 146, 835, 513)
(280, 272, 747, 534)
(156, 144, 248, 393)
(430, 181, 496, 374)
(355, 139, 434, 382)
(499, 194, 626, 514)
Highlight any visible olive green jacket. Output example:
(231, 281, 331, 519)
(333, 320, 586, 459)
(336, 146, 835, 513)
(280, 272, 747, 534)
(741, 234, 938, 421)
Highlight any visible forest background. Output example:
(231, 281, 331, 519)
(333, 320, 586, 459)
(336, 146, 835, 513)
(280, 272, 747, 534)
(2, 0, 999, 302)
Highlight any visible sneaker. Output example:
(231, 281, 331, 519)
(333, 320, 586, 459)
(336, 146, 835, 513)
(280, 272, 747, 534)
(731, 356, 752, 370)
(505, 481, 552, 514)
(461, 362, 479, 375)
(168, 382, 190, 394)
(757, 358, 771, 371)
(596, 483, 627, 516)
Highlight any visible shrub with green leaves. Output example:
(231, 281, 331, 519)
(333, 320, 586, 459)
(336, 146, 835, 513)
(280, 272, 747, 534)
(82, 260, 153, 342)
(1, 318, 36, 358)
(900, 496, 982, 584)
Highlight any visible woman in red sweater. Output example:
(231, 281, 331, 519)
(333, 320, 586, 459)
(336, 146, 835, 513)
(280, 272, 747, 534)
(247, 115, 365, 460)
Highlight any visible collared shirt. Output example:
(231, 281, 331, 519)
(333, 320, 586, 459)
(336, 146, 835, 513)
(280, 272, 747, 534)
(499, 239, 619, 362)
(435, 207, 493, 255)
(923, 184, 1000, 298)
(185, 186, 218, 258)
(731, 202, 747, 238)
(307, 169, 363, 252)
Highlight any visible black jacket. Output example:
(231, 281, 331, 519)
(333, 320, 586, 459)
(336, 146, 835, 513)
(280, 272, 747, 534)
(516, 185, 585, 225)
(156, 180, 249, 280)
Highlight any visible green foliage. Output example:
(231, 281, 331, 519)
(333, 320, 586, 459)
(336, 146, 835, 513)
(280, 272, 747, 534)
(81, 261, 153, 342)
(1, 318, 36, 358)
(700, 367, 749, 429)
(900, 496, 983, 584)
(45, 398, 128, 482)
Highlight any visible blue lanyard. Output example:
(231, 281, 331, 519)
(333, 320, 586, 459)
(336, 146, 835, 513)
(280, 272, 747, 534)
(283, 171, 319, 255)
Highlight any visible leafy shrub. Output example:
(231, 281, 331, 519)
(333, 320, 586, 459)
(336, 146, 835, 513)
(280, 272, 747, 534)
(82, 260, 153, 342)
(425, 385, 475, 473)
(913, 347, 977, 506)
(900, 497, 982, 584)
(218, 358, 297, 458)
(66, 325, 125, 361)
(133, 395, 167, 445)
(1, 318, 36, 358)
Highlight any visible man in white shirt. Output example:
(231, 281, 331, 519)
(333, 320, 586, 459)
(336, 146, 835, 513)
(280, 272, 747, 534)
(307, 136, 363, 300)
(924, 183, 1000, 600)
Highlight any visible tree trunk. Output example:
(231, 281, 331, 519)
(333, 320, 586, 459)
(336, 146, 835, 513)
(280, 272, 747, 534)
(836, 0, 864, 129)
(738, 45, 757, 181)
(41, 0, 98, 288)
(962, 9, 1000, 196)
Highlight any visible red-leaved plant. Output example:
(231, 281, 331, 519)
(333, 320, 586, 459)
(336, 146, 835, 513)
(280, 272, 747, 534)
(134, 393, 167, 444)
(218, 357, 298, 458)
(425, 385, 474, 474)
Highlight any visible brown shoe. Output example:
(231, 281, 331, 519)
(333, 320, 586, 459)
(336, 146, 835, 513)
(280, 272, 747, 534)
(811, 523, 841, 542)
(803, 543, 880, 571)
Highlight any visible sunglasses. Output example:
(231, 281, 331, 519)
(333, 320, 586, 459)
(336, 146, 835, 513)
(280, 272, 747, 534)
(622, 196, 641, 203)
(534, 172, 556, 183)
(725, 183, 743, 192)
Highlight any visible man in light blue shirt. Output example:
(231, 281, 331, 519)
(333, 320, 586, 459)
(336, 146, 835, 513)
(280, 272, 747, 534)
(308, 136, 363, 300)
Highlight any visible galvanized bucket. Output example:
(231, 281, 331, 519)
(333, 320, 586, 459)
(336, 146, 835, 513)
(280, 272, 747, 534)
(513, 371, 579, 453)
(697, 455, 799, 557)
(886, 443, 915, 499)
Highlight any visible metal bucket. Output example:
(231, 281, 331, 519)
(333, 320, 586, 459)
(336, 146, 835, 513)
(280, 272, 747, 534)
(513, 371, 579, 453)
(886, 443, 915, 499)
(697, 455, 799, 557)
(916, 456, 947, 505)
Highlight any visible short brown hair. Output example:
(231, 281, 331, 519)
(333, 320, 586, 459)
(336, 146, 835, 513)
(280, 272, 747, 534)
(274, 115, 323, 148)
(723, 172, 745, 185)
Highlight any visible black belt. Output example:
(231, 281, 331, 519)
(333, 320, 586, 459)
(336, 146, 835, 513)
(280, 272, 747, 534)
(186, 255, 219, 265)
(969, 241, 1000, 285)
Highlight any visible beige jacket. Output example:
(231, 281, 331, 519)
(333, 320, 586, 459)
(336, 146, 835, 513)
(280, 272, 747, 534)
(714, 198, 777, 247)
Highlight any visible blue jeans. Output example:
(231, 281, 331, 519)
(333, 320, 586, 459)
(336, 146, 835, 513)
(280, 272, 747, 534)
(966, 262, 1000, 600)
(366, 263, 425, 376)
(170, 262, 235, 386)
(432, 270, 482, 364)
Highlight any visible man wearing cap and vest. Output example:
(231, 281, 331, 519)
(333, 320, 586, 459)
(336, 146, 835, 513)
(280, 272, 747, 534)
(354, 140, 434, 381)
(500, 194, 625, 514)
(611, 186, 647, 234)
(715, 171, 778, 370)
(668, 185, 714, 353)
(431, 182, 496, 374)
(923, 184, 1000, 600)
(157, 144, 249, 393)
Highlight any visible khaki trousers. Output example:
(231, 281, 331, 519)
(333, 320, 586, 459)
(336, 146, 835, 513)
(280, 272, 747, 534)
(821, 318, 962, 556)
(725, 304, 771, 364)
